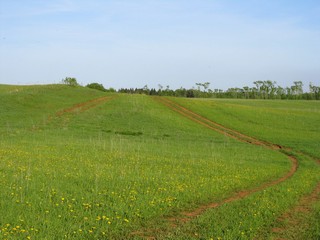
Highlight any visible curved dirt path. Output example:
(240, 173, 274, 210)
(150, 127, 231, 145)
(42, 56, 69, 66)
(177, 155, 297, 221)
(131, 97, 300, 239)
(270, 160, 320, 239)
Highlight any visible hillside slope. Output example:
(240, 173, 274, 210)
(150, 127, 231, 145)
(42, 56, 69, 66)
(0, 84, 107, 135)
(0, 86, 319, 239)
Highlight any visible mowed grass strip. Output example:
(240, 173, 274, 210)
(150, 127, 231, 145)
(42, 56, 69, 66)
(0, 87, 289, 239)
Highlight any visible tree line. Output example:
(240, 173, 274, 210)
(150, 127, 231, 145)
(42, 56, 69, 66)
(61, 77, 320, 100)
(118, 81, 320, 100)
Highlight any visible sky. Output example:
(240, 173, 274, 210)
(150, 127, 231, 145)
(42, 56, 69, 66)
(0, 0, 319, 90)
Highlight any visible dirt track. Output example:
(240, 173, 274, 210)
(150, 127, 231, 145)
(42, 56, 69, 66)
(55, 96, 113, 116)
(43, 96, 114, 127)
(42, 95, 318, 238)
(151, 97, 320, 239)
(132, 96, 300, 239)
(270, 156, 320, 239)
(153, 97, 299, 224)
(156, 97, 283, 150)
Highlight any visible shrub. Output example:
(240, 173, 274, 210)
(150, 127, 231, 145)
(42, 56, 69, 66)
(86, 83, 106, 92)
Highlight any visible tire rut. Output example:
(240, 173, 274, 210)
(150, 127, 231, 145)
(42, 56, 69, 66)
(270, 161, 320, 239)
(131, 97, 300, 239)
(45, 96, 114, 125)
(55, 96, 114, 117)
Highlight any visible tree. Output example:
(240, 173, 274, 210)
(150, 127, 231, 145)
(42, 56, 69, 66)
(143, 85, 149, 95)
(254, 81, 264, 98)
(86, 82, 106, 91)
(149, 88, 157, 95)
(265, 80, 276, 99)
(276, 86, 285, 99)
(293, 81, 303, 95)
(157, 84, 163, 95)
(195, 82, 210, 92)
(203, 82, 210, 92)
(62, 77, 79, 86)
(309, 83, 320, 100)
(243, 86, 249, 99)
(107, 87, 116, 93)
(186, 89, 195, 98)
(195, 83, 202, 91)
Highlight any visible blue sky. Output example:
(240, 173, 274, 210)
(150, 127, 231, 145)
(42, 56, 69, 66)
(0, 0, 319, 90)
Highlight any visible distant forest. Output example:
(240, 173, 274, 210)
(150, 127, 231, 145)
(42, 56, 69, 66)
(63, 78, 320, 100)
(117, 81, 320, 100)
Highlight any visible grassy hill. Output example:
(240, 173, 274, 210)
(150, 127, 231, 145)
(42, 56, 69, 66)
(0, 84, 319, 239)
(0, 84, 107, 135)
(172, 97, 320, 157)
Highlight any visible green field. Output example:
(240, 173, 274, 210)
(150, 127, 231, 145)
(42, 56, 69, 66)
(0, 84, 319, 239)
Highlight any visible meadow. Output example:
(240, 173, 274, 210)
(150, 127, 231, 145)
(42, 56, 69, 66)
(0, 84, 319, 239)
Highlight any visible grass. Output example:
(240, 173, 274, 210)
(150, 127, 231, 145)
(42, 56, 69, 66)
(167, 97, 320, 239)
(0, 84, 107, 136)
(171, 97, 320, 157)
(157, 152, 319, 239)
(0, 85, 319, 239)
